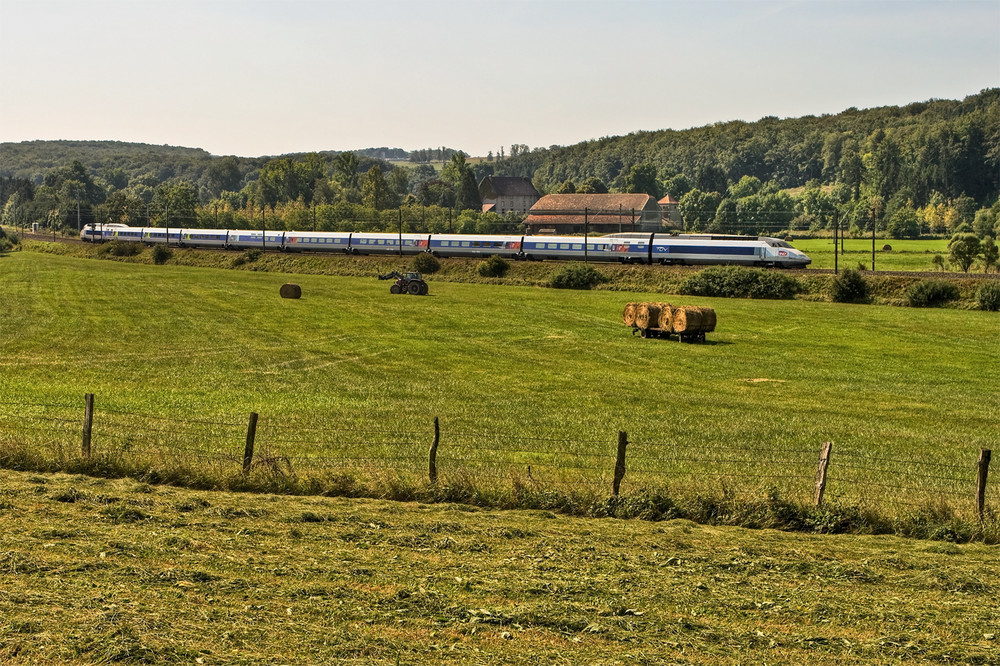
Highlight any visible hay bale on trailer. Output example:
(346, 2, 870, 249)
(634, 303, 661, 330)
(623, 302, 638, 327)
(279, 283, 302, 299)
(700, 306, 717, 332)
(673, 305, 718, 338)
(656, 303, 676, 332)
(672, 306, 704, 334)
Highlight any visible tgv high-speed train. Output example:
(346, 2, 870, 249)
(80, 224, 812, 268)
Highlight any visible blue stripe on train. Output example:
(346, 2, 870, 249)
(653, 245, 756, 255)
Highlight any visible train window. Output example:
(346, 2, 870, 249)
(472, 241, 481, 247)
(547, 244, 557, 249)
(559, 244, 569, 249)
(461, 242, 470, 247)
(572, 244, 582, 250)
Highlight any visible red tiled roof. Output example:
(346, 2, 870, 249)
(530, 193, 655, 213)
(524, 213, 642, 227)
(658, 195, 679, 204)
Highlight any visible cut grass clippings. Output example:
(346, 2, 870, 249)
(0, 470, 998, 665)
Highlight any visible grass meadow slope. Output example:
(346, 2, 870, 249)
(1, 249, 999, 663)
(1, 250, 998, 534)
(1, 470, 998, 665)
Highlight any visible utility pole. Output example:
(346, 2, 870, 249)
(871, 213, 876, 272)
(398, 208, 403, 257)
(833, 210, 839, 275)
(584, 207, 589, 263)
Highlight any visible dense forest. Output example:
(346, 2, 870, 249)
(1, 89, 998, 239)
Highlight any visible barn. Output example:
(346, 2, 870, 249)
(524, 193, 662, 234)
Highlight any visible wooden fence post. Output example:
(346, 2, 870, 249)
(82, 393, 94, 459)
(243, 412, 258, 474)
(429, 417, 440, 484)
(612, 431, 628, 496)
(977, 449, 991, 521)
(814, 441, 833, 507)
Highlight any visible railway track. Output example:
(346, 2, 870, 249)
(15, 230, 996, 279)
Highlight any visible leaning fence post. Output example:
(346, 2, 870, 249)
(82, 393, 94, 459)
(429, 417, 440, 484)
(977, 449, 991, 521)
(814, 441, 833, 507)
(612, 431, 628, 496)
(243, 412, 258, 474)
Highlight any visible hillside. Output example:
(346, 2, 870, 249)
(1, 469, 997, 664)
(482, 89, 1000, 205)
(2, 90, 998, 240)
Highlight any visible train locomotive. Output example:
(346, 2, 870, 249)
(80, 224, 811, 268)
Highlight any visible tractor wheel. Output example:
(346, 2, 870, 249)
(418, 282, 428, 295)
(407, 281, 422, 295)
(390, 284, 402, 294)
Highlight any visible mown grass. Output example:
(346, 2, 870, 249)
(0, 470, 997, 665)
(20, 237, 1000, 310)
(793, 238, 958, 272)
(2, 249, 998, 538)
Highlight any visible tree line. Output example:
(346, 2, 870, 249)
(2, 90, 998, 242)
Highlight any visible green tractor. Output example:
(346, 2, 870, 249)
(378, 271, 428, 295)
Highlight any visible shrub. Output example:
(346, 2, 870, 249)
(549, 263, 607, 290)
(0, 228, 18, 252)
(477, 255, 510, 278)
(411, 252, 440, 274)
(975, 282, 1000, 311)
(906, 280, 960, 308)
(232, 249, 261, 267)
(829, 269, 868, 303)
(151, 244, 172, 265)
(680, 266, 801, 300)
(98, 240, 142, 257)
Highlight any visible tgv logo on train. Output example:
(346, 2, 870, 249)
(81, 224, 812, 268)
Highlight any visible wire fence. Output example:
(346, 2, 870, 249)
(0, 397, 993, 521)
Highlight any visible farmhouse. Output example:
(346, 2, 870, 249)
(524, 193, 661, 234)
(658, 194, 682, 228)
(478, 176, 540, 215)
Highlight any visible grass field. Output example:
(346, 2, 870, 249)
(792, 238, 954, 272)
(1, 470, 997, 664)
(2, 250, 998, 535)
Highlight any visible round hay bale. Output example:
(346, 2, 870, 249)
(623, 302, 638, 327)
(672, 306, 703, 334)
(657, 303, 676, 332)
(699, 306, 717, 332)
(634, 303, 661, 330)
(279, 283, 302, 299)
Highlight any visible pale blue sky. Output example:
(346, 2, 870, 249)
(1, 0, 997, 157)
